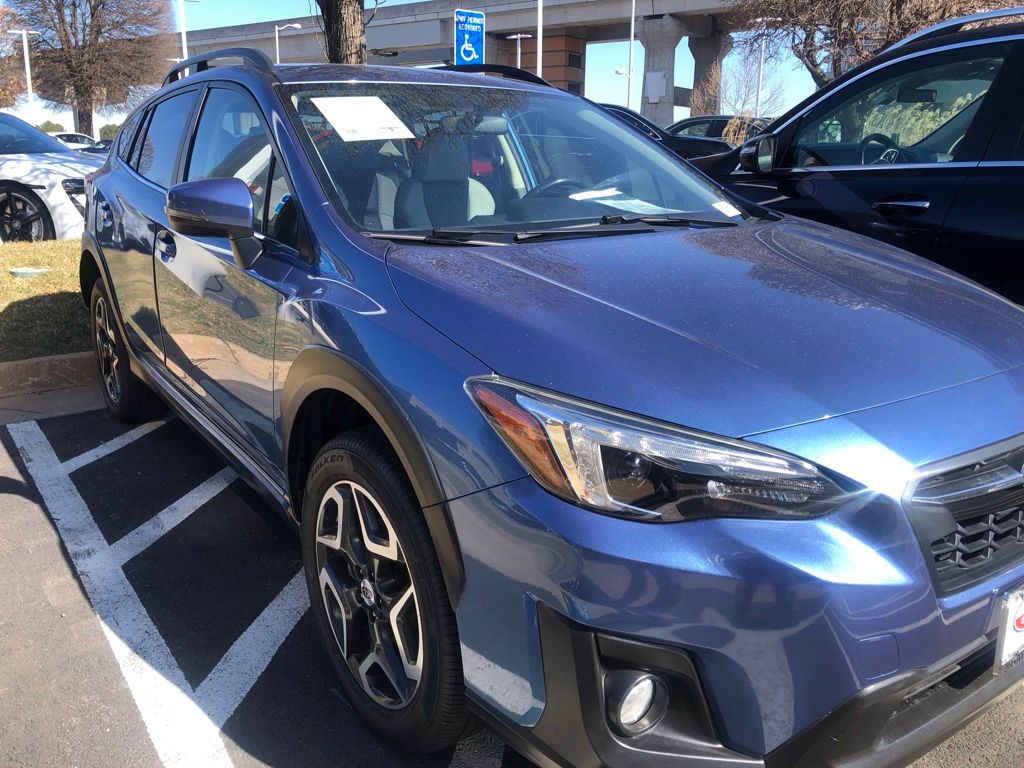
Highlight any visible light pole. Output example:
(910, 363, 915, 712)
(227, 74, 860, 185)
(9, 30, 39, 99)
(536, 0, 543, 78)
(754, 33, 765, 116)
(177, 0, 201, 60)
(275, 23, 302, 64)
(626, 0, 636, 108)
(505, 33, 531, 70)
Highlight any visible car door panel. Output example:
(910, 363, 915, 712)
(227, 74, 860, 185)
(722, 41, 1018, 262)
(155, 84, 299, 470)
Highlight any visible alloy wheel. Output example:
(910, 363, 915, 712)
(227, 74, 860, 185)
(0, 190, 45, 242)
(94, 295, 121, 404)
(315, 480, 423, 709)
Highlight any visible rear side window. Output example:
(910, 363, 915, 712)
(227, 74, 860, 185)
(117, 112, 143, 162)
(135, 90, 198, 188)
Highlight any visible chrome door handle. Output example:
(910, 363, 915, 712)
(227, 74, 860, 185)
(155, 230, 176, 262)
(871, 198, 930, 216)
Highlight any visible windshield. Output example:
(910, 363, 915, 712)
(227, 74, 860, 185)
(285, 82, 749, 237)
(0, 115, 75, 155)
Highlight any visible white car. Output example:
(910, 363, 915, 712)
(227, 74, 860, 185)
(1, 113, 103, 241)
(48, 131, 98, 150)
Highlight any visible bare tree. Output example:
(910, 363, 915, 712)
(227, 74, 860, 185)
(0, 7, 26, 108)
(730, 0, 1010, 87)
(689, 58, 721, 117)
(6, 0, 173, 135)
(720, 52, 786, 116)
(317, 0, 393, 64)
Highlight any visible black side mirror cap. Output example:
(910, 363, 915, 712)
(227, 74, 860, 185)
(738, 134, 778, 174)
(166, 177, 262, 269)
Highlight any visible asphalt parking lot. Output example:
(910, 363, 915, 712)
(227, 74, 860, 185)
(2, 406, 1022, 768)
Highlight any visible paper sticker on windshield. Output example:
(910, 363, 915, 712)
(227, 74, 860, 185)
(713, 200, 743, 218)
(311, 96, 415, 142)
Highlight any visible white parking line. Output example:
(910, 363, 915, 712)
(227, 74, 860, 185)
(8, 419, 309, 768)
(109, 467, 238, 566)
(195, 570, 309, 727)
(61, 417, 172, 474)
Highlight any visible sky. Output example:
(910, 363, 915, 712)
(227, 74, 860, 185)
(8, 0, 816, 130)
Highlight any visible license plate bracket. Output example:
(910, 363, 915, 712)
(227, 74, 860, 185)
(996, 586, 1024, 672)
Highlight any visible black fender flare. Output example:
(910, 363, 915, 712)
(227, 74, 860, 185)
(281, 345, 466, 608)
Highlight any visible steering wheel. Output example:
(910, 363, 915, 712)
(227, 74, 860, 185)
(523, 177, 586, 199)
(858, 133, 905, 165)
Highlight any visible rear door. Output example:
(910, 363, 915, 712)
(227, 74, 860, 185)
(938, 44, 1024, 301)
(726, 41, 1018, 260)
(156, 84, 303, 467)
(96, 88, 200, 365)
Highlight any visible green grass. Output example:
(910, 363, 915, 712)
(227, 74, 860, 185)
(0, 240, 90, 363)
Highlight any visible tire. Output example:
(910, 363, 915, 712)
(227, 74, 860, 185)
(89, 279, 165, 422)
(0, 183, 54, 241)
(301, 427, 470, 753)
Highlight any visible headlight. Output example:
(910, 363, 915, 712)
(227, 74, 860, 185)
(467, 377, 854, 522)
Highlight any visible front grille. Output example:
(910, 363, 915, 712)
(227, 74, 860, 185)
(931, 505, 1024, 575)
(909, 442, 1024, 593)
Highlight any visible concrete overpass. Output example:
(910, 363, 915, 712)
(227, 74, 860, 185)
(186, 0, 734, 124)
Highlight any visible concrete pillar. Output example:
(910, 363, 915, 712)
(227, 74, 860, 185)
(487, 36, 512, 66)
(637, 15, 685, 126)
(688, 30, 732, 116)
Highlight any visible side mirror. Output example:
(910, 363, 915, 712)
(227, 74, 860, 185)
(166, 177, 262, 269)
(738, 134, 778, 175)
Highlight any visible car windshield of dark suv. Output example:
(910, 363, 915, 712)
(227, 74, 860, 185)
(285, 82, 750, 241)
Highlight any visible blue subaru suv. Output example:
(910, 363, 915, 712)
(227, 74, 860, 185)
(81, 49, 1024, 768)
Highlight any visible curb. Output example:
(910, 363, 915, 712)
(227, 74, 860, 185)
(0, 351, 96, 398)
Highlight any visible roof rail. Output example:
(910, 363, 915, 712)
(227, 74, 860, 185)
(889, 7, 1024, 50)
(163, 47, 278, 86)
(431, 64, 552, 88)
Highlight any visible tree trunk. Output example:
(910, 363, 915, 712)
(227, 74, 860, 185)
(318, 0, 367, 64)
(75, 90, 94, 136)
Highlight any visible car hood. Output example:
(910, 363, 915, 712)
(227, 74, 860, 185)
(0, 152, 103, 181)
(386, 217, 1024, 437)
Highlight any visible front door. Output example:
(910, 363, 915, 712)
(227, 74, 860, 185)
(155, 84, 303, 468)
(725, 41, 1018, 261)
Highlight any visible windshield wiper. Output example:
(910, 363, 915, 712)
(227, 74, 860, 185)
(513, 223, 660, 242)
(361, 230, 508, 246)
(599, 214, 738, 228)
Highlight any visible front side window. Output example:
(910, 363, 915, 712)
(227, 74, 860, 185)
(135, 90, 198, 187)
(786, 45, 1008, 168)
(286, 83, 748, 237)
(186, 87, 297, 248)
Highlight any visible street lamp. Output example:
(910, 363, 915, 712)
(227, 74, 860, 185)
(275, 23, 302, 64)
(505, 33, 531, 70)
(177, 0, 201, 60)
(9, 29, 40, 99)
(626, 0, 636, 108)
(536, 0, 543, 78)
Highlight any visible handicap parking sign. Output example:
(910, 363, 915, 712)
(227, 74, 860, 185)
(454, 9, 485, 66)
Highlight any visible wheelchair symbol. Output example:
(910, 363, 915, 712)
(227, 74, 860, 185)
(460, 33, 480, 62)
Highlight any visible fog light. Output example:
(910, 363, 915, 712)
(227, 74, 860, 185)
(605, 671, 667, 736)
(619, 676, 654, 725)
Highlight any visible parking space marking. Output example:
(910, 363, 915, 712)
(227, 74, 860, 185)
(8, 419, 309, 768)
(195, 570, 309, 727)
(61, 417, 172, 474)
(108, 467, 238, 565)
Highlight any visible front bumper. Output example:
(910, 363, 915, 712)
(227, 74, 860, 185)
(472, 605, 1024, 768)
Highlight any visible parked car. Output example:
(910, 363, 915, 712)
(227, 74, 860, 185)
(80, 138, 113, 156)
(48, 131, 99, 150)
(700, 8, 1024, 302)
(0, 113, 101, 241)
(666, 114, 771, 146)
(84, 48, 1024, 768)
(599, 103, 732, 158)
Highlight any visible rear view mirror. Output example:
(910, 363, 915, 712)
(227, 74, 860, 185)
(738, 134, 777, 174)
(897, 88, 936, 104)
(166, 177, 262, 269)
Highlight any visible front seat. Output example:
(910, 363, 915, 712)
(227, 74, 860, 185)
(395, 133, 494, 229)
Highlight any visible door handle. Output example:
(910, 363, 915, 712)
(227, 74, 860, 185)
(155, 230, 176, 262)
(871, 198, 930, 217)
